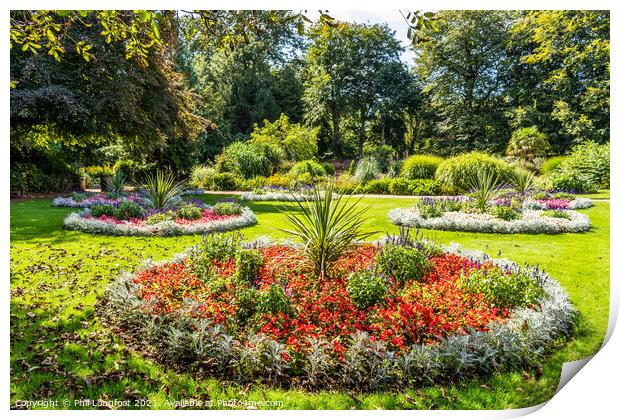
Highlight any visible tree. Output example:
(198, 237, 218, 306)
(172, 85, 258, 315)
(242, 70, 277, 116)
(10, 12, 205, 174)
(508, 11, 609, 151)
(250, 114, 319, 161)
(506, 126, 550, 163)
(303, 22, 404, 157)
(178, 12, 305, 160)
(414, 11, 514, 153)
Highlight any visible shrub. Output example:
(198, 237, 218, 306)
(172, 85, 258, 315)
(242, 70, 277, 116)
(190, 164, 244, 191)
(435, 152, 513, 192)
(506, 126, 550, 162)
(388, 178, 412, 195)
(145, 211, 175, 225)
(363, 179, 391, 194)
(258, 284, 292, 315)
(187, 232, 243, 278)
(400, 155, 443, 180)
(140, 170, 185, 210)
(10, 162, 78, 194)
(560, 141, 610, 189)
(542, 210, 571, 220)
(189, 165, 216, 189)
(113, 201, 144, 220)
(376, 244, 431, 284)
(250, 114, 318, 161)
(321, 162, 336, 175)
(234, 249, 264, 286)
(212, 172, 244, 191)
(362, 144, 395, 172)
(417, 201, 444, 219)
(280, 181, 375, 277)
(551, 192, 575, 200)
(540, 156, 566, 175)
(220, 141, 282, 179)
(177, 204, 203, 220)
(388, 178, 442, 196)
(408, 179, 443, 196)
(548, 169, 595, 193)
(235, 288, 260, 324)
(91, 204, 116, 218)
(353, 157, 380, 184)
(490, 205, 521, 221)
(244, 176, 268, 190)
(459, 267, 545, 309)
(347, 270, 388, 309)
(266, 173, 292, 188)
(112, 159, 135, 178)
(213, 202, 243, 216)
(288, 160, 327, 179)
(334, 173, 360, 194)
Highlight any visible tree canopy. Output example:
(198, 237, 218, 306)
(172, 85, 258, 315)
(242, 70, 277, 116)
(10, 9, 610, 186)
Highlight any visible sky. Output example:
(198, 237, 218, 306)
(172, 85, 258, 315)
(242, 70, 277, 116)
(306, 10, 417, 65)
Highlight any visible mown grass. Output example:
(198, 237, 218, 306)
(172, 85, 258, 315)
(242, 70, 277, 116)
(10, 195, 609, 409)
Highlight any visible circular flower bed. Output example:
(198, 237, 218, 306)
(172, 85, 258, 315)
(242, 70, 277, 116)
(100, 234, 574, 390)
(64, 201, 256, 236)
(241, 186, 315, 202)
(53, 192, 146, 208)
(389, 207, 590, 234)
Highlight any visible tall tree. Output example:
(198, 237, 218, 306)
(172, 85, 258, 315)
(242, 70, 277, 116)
(10, 12, 204, 172)
(507, 10, 609, 152)
(178, 12, 304, 160)
(414, 11, 514, 154)
(303, 22, 403, 157)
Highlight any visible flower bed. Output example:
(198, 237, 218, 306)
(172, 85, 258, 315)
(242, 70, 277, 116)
(64, 202, 256, 236)
(241, 186, 314, 202)
(389, 207, 590, 234)
(99, 234, 574, 390)
(53, 192, 146, 208)
(522, 197, 593, 210)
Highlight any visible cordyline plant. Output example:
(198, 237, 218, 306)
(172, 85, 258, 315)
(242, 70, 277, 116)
(280, 180, 377, 279)
(140, 170, 185, 210)
(468, 168, 505, 213)
(511, 167, 535, 194)
(106, 171, 127, 196)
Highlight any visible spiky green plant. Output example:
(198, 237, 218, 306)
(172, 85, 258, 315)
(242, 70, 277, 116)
(511, 168, 535, 194)
(280, 181, 376, 278)
(139, 170, 185, 210)
(467, 168, 504, 213)
(106, 171, 127, 196)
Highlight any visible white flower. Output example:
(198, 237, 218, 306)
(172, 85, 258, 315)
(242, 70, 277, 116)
(389, 208, 591, 234)
(63, 207, 257, 236)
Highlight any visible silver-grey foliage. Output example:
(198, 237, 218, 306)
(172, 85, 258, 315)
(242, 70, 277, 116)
(100, 241, 576, 390)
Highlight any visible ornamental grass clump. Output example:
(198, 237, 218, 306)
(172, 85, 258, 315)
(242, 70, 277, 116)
(280, 181, 376, 278)
(467, 168, 505, 213)
(140, 170, 186, 210)
(511, 168, 535, 194)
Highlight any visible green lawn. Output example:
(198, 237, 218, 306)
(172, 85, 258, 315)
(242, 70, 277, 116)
(10, 195, 609, 409)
